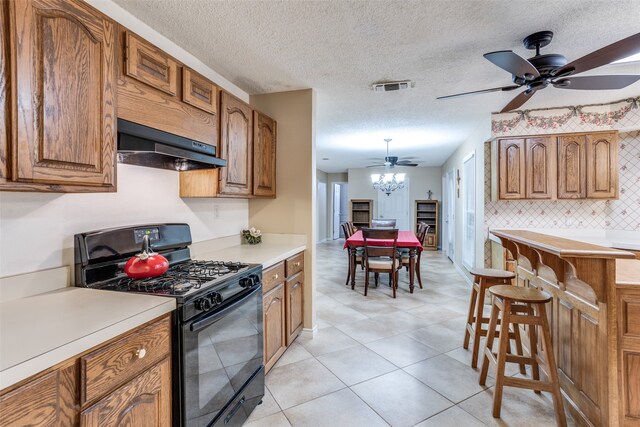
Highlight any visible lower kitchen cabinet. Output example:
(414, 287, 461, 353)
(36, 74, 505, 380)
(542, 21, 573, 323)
(263, 251, 305, 372)
(0, 315, 172, 427)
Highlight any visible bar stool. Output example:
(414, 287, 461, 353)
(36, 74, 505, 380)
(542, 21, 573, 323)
(479, 285, 566, 427)
(464, 268, 521, 369)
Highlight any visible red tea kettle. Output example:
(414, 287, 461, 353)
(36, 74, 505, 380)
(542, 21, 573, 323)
(124, 235, 169, 279)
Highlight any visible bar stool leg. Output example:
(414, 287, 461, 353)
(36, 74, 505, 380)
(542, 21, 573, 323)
(527, 306, 541, 393)
(464, 281, 479, 350)
(493, 299, 512, 418)
(471, 279, 487, 368)
(511, 321, 527, 375)
(479, 300, 500, 386)
(537, 303, 567, 427)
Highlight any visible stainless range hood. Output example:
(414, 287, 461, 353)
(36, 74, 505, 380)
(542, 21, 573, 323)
(117, 119, 226, 171)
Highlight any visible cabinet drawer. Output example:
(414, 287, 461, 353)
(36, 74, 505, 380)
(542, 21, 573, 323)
(286, 252, 304, 277)
(263, 262, 285, 294)
(81, 316, 171, 404)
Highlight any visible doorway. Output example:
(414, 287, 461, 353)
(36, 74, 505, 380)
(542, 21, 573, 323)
(443, 169, 455, 261)
(377, 178, 410, 231)
(332, 183, 349, 239)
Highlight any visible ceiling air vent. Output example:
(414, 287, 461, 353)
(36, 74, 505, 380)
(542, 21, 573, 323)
(372, 80, 413, 92)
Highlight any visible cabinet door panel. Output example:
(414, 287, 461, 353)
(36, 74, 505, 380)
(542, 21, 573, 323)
(253, 111, 276, 197)
(558, 135, 586, 199)
(125, 32, 177, 96)
(182, 67, 218, 114)
(80, 358, 171, 427)
(285, 272, 304, 346)
(498, 138, 525, 199)
(525, 137, 556, 199)
(1, 0, 9, 183)
(219, 92, 252, 196)
(586, 132, 617, 199)
(13, 0, 116, 188)
(263, 284, 286, 372)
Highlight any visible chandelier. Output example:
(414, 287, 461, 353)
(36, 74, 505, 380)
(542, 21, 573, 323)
(371, 172, 405, 196)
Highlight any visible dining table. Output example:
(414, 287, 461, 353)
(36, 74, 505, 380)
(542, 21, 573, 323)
(344, 230, 423, 293)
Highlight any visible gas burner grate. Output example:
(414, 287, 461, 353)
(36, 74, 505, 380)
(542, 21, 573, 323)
(112, 260, 249, 295)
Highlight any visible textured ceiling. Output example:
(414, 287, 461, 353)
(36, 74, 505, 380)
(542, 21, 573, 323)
(113, 0, 640, 172)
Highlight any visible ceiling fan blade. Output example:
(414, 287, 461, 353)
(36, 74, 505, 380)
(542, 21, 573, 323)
(554, 32, 640, 77)
(366, 164, 386, 168)
(484, 51, 540, 79)
(395, 162, 419, 167)
(437, 85, 520, 100)
(500, 90, 536, 113)
(553, 75, 640, 90)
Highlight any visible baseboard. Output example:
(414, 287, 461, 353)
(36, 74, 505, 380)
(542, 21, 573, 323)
(299, 325, 318, 339)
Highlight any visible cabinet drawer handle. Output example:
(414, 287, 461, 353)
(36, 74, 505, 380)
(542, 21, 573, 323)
(294, 262, 301, 267)
(135, 348, 147, 359)
(273, 273, 279, 280)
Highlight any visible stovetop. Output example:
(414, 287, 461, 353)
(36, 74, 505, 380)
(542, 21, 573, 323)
(99, 260, 251, 298)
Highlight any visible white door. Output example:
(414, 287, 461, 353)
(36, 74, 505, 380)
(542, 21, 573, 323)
(333, 183, 341, 239)
(462, 152, 476, 270)
(377, 177, 410, 230)
(444, 169, 455, 261)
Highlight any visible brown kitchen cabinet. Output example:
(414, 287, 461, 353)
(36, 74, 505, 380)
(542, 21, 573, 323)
(496, 131, 618, 200)
(498, 138, 526, 199)
(253, 110, 277, 197)
(117, 29, 219, 146)
(218, 92, 254, 197)
(1, 0, 117, 192)
(262, 252, 305, 372)
(0, 315, 172, 427)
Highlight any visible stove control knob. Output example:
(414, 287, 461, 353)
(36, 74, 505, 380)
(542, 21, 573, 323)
(239, 277, 254, 288)
(208, 292, 222, 305)
(250, 274, 261, 286)
(195, 297, 212, 312)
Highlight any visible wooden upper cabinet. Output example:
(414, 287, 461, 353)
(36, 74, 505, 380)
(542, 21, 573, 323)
(498, 138, 526, 199)
(182, 67, 218, 114)
(586, 132, 618, 199)
(558, 135, 587, 199)
(1, 1, 9, 184)
(253, 111, 277, 197)
(525, 137, 556, 199)
(125, 31, 177, 96)
(219, 92, 253, 196)
(7, 0, 116, 192)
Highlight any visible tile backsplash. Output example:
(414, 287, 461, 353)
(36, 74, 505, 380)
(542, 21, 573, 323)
(484, 98, 640, 266)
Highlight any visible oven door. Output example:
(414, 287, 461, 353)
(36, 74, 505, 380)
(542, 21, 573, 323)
(180, 284, 264, 427)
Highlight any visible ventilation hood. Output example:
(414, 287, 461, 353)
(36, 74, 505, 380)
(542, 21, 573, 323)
(117, 119, 226, 171)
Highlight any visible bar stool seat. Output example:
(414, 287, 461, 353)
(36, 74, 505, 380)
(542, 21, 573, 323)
(479, 285, 566, 427)
(464, 268, 519, 369)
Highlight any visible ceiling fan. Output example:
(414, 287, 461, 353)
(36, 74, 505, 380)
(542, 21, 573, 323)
(437, 30, 640, 113)
(366, 139, 419, 168)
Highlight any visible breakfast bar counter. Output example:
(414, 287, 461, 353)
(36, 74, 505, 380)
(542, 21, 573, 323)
(490, 229, 638, 427)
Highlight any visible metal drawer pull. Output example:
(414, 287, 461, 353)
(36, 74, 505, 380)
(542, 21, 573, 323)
(135, 348, 147, 359)
(294, 262, 301, 267)
(273, 273, 279, 280)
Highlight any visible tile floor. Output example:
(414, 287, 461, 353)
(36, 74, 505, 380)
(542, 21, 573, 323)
(245, 240, 576, 427)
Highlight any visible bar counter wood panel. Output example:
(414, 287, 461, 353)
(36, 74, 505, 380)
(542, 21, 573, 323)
(491, 230, 638, 427)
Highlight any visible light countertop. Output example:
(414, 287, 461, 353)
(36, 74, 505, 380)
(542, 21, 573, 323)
(190, 233, 307, 268)
(0, 287, 175, 390)
(488, 228, 640, 251)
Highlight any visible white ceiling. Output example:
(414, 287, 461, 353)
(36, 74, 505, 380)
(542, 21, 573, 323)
(113, 0, 640, 173)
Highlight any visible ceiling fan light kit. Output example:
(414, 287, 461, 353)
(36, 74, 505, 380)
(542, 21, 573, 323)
(437, 30, 640, 112)
(370, 139, 410, 195)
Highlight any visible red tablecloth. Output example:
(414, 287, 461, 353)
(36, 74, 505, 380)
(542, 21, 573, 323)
(344, 230, 423, 251)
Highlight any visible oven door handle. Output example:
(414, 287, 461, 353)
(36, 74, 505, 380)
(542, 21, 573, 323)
(189, 284, 262, 332)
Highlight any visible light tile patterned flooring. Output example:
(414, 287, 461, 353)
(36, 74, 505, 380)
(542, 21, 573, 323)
(245, 240, 576, 427)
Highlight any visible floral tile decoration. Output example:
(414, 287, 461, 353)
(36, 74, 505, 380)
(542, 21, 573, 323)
(484, 96, 640, 267)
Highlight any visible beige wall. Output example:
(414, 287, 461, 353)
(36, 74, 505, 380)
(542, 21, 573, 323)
(441, 120, 490, 281)
(249, 89, 316, 331)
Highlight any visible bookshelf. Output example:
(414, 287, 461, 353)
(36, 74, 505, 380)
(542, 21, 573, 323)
(350, 199, 373, 229)
(415, 200, 439, 250)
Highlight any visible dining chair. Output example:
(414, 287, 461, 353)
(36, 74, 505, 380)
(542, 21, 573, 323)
(371, 218, 397, 228)
(361, 228, 402, 298)
(400, 223, 429, 289)
(347, 221, 356, 235)
(342, 222, 363, 286)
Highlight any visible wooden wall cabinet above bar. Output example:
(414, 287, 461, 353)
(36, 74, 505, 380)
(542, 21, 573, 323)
(494, 130, 618, 200)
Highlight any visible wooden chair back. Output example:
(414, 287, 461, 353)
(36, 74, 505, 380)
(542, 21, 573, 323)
(347, 222, 356, 235)
(341, 222, 352, 239)
(417, 223, 430, 245)
(362, 228, 399, 259)
(371, 219, 397, 228)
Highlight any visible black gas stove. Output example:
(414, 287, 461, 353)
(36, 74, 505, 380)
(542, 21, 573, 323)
(74, 223, 265, 427)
